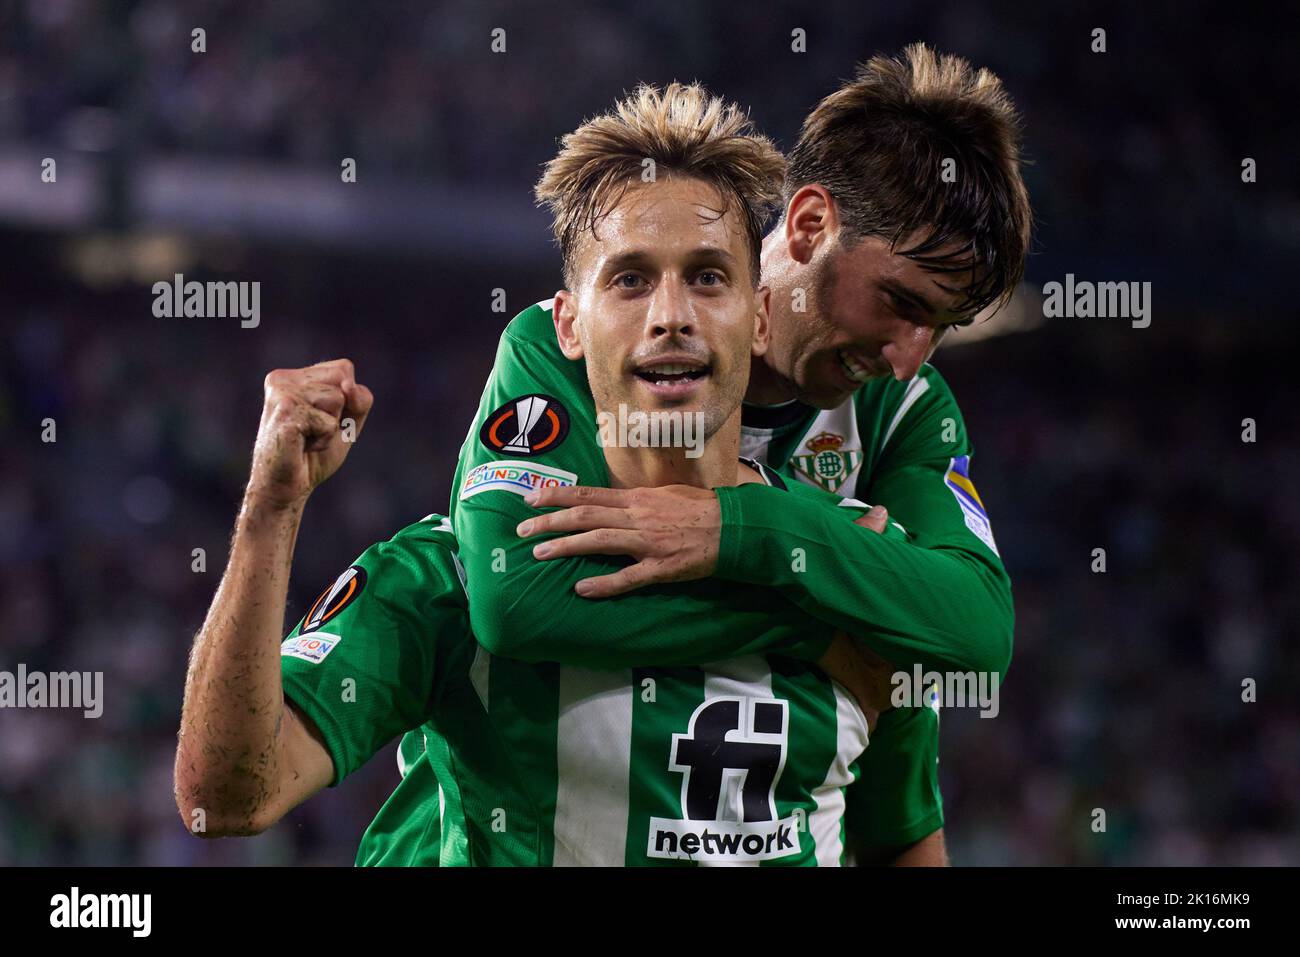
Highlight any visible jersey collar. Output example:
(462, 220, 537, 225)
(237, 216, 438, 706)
(738, 457, 789, 490)
(741, 398, 813, 430)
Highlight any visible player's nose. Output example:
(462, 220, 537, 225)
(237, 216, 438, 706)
(882, 326, 935, 382)
(645, 280, 694, 338)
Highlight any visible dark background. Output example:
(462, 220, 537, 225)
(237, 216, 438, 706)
(0, 0, 1297, 865)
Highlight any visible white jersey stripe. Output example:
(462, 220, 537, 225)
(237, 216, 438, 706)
(552, 667, 634, 866)
(809, 683, 871, 866)
(878, 373, 931, 454)
(702, 656, 772, 698)
(702, 658, 773, 703)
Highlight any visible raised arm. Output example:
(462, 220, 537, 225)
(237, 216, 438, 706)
(175, 360, 369, 836)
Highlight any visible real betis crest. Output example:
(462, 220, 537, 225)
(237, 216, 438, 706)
(790, 431, 862, 493)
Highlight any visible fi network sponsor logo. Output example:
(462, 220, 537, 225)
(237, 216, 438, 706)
(50, 887, 151, 938)
(649, 696, 801, 862)
(0, 665, 102, 718)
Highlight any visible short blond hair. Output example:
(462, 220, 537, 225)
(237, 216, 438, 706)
(535, 82, 785, 287)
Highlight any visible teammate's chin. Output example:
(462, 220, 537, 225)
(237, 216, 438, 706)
(792, 350, 858, 409)
(799, 347, 885, 409)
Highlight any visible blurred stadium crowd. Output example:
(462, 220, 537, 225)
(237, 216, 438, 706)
(0, 0, 1296, 865)
(4, 0, 1294, 257)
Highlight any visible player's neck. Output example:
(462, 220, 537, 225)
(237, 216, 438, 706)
(601, 406, 743, 490)
(745, 352, 799, 405)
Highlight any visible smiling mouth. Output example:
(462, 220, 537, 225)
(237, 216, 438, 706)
(837, 348, 876, 385)
(632, 360, 711, 400)
(634, 361, 711, 387)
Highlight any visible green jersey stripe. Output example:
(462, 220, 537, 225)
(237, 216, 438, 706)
(629, 667, 706, 867)
(486, 654, 562, 865)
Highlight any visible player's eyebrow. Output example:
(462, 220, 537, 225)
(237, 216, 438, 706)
(598, 250, 655, 276)
(880, 277, 938, 315)
(683, 245, 741, 272)
(598, 246, 740, 277)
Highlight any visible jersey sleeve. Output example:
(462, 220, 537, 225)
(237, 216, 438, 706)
(844, 703, 944, 856)
(448, 303, 831, 668)
(280, 515, 467, 786)
(355, 744, 444, 867)
(714, 368, 1014, 678)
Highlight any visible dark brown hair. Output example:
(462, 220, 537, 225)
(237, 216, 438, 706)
(785, 43, 1032, 315)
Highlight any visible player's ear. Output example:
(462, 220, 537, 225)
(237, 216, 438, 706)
(553, 290, 585, 360)
(784, 184, 836, 265)
(751, 284, 771, 358)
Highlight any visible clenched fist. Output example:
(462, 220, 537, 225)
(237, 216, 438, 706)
(247, 358, 374, 509)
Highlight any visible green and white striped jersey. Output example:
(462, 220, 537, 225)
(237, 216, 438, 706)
(281, 294, 1010, 865)
(479, 652, 868, 865)
(449, 299, 1015, 857)
(465, 461, 878, 866)
(283, 510, 924, 866)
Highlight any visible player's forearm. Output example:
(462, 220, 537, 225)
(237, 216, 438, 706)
(890, 829, 949, 866)
(175, 495, 304, 835)
(459, 501, 831, 667)
(468, 562, 831, 668)
(855, 829, 949, 866)
(714, 484, 1014, 677)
